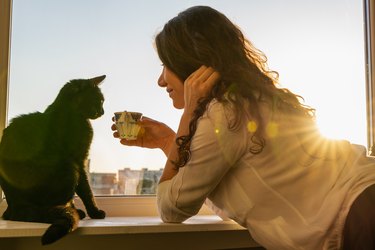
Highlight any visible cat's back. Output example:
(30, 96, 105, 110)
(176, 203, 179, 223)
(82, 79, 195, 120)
(0, 111, 49, 162)
(6, 111, 45, 131)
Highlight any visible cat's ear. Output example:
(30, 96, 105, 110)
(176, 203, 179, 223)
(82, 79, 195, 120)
(90, 75, 106, 86)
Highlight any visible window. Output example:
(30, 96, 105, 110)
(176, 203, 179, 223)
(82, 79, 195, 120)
(1, 0, 372, 199)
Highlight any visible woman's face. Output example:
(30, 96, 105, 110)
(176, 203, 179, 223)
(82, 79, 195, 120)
(158, 66, 184, 109)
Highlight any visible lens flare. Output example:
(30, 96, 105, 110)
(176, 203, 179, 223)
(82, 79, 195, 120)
(247, 121, 257, 133)
(266, 122, 279, 138)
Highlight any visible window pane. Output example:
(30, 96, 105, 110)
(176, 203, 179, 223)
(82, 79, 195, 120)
(9, 0, 365, 195)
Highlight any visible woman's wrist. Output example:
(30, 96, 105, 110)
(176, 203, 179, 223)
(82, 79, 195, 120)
(160, 133, 176, 157)
(181, 110, 193, 125)
(159, 112, 193, 183)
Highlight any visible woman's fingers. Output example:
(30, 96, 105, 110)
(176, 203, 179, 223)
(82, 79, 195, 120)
(186, 66, 219, 88)
(183, 65, 220, 113)
(198, 66, 216, 83)
(204, 70, 220, 90)
(113, 131, 119, 138)
(120, 138, 141, 147)
(111, 123, 117, 131)
(186, 65, 213, 83)
(185, 65, 207, 81)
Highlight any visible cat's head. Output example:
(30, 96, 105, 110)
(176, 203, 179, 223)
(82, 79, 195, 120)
(53, 75, 106, 119)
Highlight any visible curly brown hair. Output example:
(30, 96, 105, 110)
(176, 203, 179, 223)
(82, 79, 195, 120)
(155, 6, 315, 168)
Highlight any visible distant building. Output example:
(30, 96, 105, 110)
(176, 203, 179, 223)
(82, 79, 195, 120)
(89, 172, 118, 195)
(139, 168, 163, 194)
(118, 168, 144, 195)
(118, 168, 163, 195)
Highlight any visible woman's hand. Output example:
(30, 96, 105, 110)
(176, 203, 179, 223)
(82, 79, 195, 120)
(183, 65, 220, 115)
(111, 116, 176, 156)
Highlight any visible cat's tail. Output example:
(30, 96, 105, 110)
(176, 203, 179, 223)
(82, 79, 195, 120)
(41, 205, 80, 245)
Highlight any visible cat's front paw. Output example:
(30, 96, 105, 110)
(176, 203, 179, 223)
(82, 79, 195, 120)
(2, 207, 11, 220)
(76, 209, 86, 219)
(88, 209, 106, 219)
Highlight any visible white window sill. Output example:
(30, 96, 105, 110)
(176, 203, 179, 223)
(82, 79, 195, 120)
(0, 215, 244, 237)
(0, 199, 261, 249)
(0, 216, 261, 249)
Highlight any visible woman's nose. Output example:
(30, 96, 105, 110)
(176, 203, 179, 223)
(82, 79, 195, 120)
(158, 71, 166, 87)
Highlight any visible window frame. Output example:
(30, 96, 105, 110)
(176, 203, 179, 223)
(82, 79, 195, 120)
(0, 0, 12, 202)
(0, 0, 374, 215)
(365, 0, 375, 150)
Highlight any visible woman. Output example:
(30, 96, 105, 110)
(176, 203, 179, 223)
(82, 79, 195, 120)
(112, 6, 375, 249)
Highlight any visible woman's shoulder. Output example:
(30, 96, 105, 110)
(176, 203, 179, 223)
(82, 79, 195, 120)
(206, 98, 223, 111)
(203, 98, 247, 131)
(205, 98, 234, 119)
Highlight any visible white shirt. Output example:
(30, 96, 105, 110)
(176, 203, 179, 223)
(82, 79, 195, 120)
(157, 99, 375, 250)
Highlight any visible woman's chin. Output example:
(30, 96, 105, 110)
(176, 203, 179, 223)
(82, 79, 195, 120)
(173, 101, 184, 109)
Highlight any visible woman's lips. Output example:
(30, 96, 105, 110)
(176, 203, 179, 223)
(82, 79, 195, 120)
(167, 88, 173, 96)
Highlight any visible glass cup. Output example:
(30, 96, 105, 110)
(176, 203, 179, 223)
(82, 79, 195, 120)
(114, 111, 143, 140)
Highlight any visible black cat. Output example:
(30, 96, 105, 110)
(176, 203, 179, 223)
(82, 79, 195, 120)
(0, 75, 107, 245)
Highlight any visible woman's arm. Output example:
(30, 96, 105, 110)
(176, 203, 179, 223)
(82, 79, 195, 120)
(159, 66, 220, 183)
(159, 112, 191, 183)
(157, 101, 247, 223)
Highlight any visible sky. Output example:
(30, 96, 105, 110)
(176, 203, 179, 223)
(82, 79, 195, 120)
(8, 0, 366, 173)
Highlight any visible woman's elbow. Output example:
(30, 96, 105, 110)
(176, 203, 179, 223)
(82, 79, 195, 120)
(158, 205, 194, 223)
